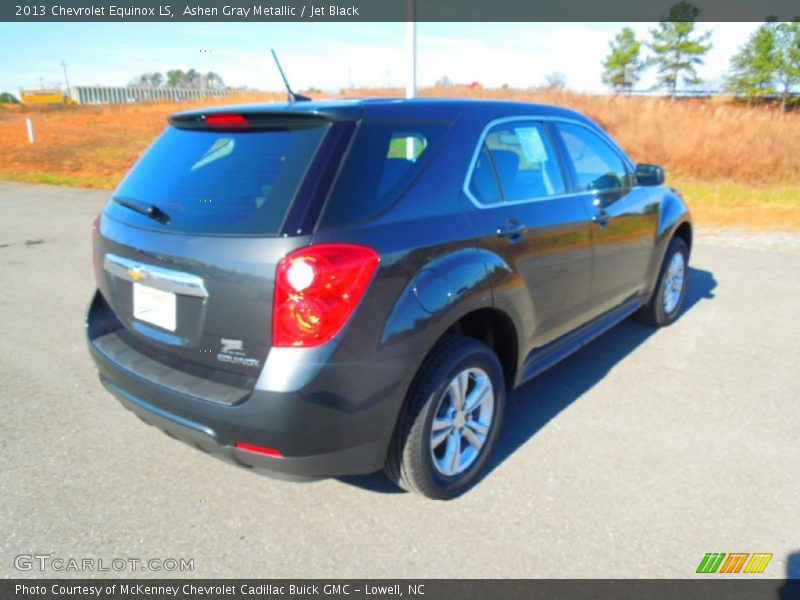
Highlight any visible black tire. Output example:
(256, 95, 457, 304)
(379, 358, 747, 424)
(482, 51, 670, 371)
(385, 335, 505, 500)
(637, 236, 690, 327)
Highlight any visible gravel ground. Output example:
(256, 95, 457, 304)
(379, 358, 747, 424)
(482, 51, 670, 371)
(697, 227, 800, 252)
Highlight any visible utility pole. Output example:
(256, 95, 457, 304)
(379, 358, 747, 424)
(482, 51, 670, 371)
(38, 77, 45, 89)
(60, 60, 72, 99)
(405, 0, 416, 100)
(405, 0, 416, 159)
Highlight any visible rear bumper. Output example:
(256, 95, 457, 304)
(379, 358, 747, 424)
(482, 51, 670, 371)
(87, 292, 412, 480)
(101, 376, 385, 481)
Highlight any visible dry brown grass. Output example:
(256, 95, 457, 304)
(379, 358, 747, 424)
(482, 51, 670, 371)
(1, 87, 798, 230)
(349, 86, 800, 185)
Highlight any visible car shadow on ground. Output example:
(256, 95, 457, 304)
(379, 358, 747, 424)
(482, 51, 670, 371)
(779, 551, 800, 597)
(340, 266, 718, 496)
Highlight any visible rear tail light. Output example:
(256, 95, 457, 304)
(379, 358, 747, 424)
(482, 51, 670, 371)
(273, 243, 380, 347)
(204, 113, 248, 128)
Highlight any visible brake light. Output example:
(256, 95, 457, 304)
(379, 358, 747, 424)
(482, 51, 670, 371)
(205, 113, 248, 128)
(235, 442, 283, 457)
(273, 244, 380, 347)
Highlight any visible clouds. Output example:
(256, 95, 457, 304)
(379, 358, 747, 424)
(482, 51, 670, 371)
(0, 22, 761, 94)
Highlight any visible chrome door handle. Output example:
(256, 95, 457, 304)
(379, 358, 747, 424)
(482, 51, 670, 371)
(496, 221, 527, 239)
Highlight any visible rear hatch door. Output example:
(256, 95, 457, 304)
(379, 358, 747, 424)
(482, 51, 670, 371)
(93, 110, 352, 379)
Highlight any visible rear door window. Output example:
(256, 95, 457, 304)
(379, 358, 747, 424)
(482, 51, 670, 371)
(319, 121, 450, 229)
(468, 120, 566, 204)
(106, 122, 330, 235)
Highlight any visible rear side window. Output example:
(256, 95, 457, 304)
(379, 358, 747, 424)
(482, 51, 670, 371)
(468, 120, 566, 204)
(107, 122, 329, 235)
(556, 122, 630, 192)
(319, 121, 450, 229)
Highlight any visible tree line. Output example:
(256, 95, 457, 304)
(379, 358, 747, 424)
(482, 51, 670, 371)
(602, 1, 800, 110)
(129, 69, 225, 90)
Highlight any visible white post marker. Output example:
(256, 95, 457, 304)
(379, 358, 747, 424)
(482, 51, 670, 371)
(405, 0, 416, 160)
(25, 118, 34, 144)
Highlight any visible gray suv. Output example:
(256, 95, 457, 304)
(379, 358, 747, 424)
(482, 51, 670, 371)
(87, 98, 692, 499)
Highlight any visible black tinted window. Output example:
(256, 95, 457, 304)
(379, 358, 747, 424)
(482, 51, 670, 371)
(470, 121, 565, 203)
(107, 122, 329, 234)
(320, 121, 450, 228)
(557, 122, 629, 192)
(468, 145, 502, 205)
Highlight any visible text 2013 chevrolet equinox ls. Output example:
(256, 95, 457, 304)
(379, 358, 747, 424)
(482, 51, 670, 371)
(87, 98, 692, 499)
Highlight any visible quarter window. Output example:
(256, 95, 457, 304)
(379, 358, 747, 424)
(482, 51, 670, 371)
(556, 122, 629, 192)
(468, 121, 566, 204)
(320, 122, 450, 228)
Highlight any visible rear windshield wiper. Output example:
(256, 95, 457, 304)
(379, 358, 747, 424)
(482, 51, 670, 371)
(112, 196, 170, 225)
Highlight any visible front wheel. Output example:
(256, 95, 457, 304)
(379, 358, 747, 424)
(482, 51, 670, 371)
(385, 335, 505, 500)
(638, 236, 690, 327)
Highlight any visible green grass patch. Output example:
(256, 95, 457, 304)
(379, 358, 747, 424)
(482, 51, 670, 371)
(0, 171, 118, 189)
(674, 178, 800, 207)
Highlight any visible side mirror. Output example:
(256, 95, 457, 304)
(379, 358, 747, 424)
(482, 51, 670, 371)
(636, 163, 665, 186)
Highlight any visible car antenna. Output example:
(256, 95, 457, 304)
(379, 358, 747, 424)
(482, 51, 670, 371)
(270, 49, 311, 103)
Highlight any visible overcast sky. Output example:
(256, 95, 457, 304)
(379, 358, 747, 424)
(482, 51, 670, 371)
(0, 22, 761, 94)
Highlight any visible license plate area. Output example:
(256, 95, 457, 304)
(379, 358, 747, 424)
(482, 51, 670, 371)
(133, 283, 176, 332)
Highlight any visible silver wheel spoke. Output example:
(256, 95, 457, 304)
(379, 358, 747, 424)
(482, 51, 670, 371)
(466, 419, 489, 436)
(432, 417, 452, 432)
(443, 432, 462, 475)
(461, 425, 485, 451)
(455, 371, 469, 410)
(431, 425, 451, 449)
(464, 375, 491, 413)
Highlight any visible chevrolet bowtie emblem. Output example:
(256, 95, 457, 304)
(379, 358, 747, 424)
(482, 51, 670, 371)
(127, 267, 147, 281)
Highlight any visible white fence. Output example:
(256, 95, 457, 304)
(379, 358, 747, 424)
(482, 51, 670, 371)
(70, 86, 238, 105)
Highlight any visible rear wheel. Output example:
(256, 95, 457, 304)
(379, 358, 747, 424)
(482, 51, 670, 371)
(385, 335, 505, 500)
(638, 236, 690, 327)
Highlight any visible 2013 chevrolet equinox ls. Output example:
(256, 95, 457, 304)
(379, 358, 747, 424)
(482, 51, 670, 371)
(87, 98, 692, 499)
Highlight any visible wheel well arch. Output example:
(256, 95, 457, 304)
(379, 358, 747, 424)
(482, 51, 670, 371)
(673, 220, 693, 251)
(445, 308, 518, 390)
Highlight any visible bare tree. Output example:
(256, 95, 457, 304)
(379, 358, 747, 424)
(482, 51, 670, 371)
(543, 71, 567, 90)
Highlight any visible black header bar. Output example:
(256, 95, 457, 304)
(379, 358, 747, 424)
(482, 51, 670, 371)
(4, 0, 800, 22)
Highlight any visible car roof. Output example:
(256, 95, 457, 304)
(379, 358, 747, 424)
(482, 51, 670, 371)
(173, 97, 595, 127)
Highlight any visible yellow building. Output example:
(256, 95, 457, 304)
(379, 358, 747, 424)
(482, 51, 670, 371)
(19, 89, 71, 104)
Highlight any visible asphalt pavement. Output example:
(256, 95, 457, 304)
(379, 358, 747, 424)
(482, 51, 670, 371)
(1, 181, 798, 579)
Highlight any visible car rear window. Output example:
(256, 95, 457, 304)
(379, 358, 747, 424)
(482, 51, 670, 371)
(106, 122, 330, 235)
(319, 121, 450, 229)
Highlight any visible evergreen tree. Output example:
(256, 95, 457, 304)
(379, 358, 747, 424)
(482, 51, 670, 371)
(602, 27, 644, 93)
(774, 21, 800, 111)
(725, 22, 779, 103)
(648, 2, 713, 96)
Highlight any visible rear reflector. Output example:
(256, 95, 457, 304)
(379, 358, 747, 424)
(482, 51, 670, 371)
(273, 243, 380, 347)
(234, 442, 283, 457)
(205, 113, 248, 128)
